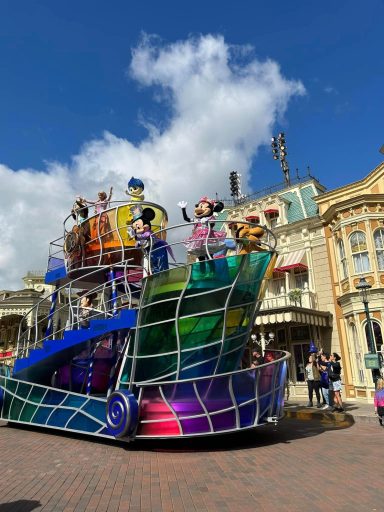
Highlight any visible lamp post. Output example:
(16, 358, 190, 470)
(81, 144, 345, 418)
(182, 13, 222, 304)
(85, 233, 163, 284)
(355, 277, 380, 381)
(271, 132, 290, 187)
(229, 171, 242, 204)
(355, 277, 375, 354)
(251, 332, 275, 355)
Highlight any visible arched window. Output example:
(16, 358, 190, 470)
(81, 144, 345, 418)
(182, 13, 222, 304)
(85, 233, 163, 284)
(338, 239, 348, 279)
(374, 229, 384, 271)
(365, 320, 383, 353)
(350, 231, 370, 273)
(350, 323, 364, 383)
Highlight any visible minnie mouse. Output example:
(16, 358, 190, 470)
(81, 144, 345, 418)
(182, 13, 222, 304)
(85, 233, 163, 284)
(177, 196, 226, 264)
(128, 205, 174, 274)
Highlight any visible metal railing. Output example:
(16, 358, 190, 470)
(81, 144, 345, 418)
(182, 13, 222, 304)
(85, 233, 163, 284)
(219, 175, 322, 207)
(18, 213, 277, 362)
(133, 350, 289, 437)
(261, 289, 318, 310)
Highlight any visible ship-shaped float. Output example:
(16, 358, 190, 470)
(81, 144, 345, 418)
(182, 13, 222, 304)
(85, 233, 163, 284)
(0, 187, 289, 441)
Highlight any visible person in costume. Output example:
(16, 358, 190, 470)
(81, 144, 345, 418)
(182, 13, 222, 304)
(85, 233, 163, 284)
(82, 188, 113, 237)
(228, 216, 265, 255)
(177, 197, 226, 268)
(71, 197, 89, 225)
(128, 205, 175, 274)
(125, 177, 145, 201)
(82, 187, 113, 214)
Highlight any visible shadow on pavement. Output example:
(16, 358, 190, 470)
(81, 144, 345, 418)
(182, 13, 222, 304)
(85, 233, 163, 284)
(0, 500, 41, 512)
(132, 415, 354, 453)
(5, 414, 354, 454)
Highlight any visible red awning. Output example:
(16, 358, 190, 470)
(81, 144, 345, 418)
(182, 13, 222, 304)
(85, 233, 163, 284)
(264, 209, 279, 215)
(274, 249, 308, 272)
(245, 215, 260, 223)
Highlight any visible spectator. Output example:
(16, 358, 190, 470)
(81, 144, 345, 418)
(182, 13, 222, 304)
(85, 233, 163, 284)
(328, 352, 344, 412)
(374, 378, 384, 426)
(319, 352, 331, 409)
(252, 350, 264, 367)
(305, 354, 321, 408)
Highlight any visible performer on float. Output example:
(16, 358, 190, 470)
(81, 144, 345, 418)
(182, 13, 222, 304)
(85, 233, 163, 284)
(81, 187, 113, 237)
(82, 187, 113, 214)
(177, 196, 226, 269)
(128, 205, 175, 274)
(71, 197, 89, 225)
(125, 177, 145, 202)
(228, 216, 265, 255)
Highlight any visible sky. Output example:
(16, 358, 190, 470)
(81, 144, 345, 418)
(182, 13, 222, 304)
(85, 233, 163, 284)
(0, 0, 383, 289)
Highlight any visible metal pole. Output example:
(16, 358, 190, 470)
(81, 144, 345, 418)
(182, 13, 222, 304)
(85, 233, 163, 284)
(364, 300, 376, 354)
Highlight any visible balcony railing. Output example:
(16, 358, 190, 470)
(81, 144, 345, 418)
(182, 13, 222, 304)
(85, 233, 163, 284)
(260, 289, 318, 310)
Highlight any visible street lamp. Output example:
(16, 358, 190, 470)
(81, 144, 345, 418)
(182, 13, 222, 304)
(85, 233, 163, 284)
(271, 132, 291, 187)
(355, 277, 380, 378)
(251, 332, 275, 354)
(355, 277, 375, 354)
(229, 171, 242, 203)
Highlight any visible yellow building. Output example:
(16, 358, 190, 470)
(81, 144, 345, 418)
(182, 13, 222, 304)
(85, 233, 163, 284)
(224, 176, 338, 399)
(315, 162, 384, 402)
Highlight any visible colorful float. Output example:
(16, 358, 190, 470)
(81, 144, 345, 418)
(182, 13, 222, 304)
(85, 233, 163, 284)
(0, 182, 289, 441)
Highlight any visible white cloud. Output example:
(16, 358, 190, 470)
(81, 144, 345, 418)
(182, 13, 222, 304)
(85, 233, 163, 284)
(324, 85, 338, 94)
(0, 34, 305, 289)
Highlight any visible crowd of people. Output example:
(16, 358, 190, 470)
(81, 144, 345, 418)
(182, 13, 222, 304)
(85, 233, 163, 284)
(305, 350, 344, 412)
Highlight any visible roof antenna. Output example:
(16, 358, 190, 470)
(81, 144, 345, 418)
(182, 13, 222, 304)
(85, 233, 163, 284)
(296, 167, 300, 180)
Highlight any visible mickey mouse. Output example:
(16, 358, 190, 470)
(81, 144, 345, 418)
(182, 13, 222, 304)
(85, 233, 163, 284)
(177, 196, 226, 267)
(128, 205, 174, 273)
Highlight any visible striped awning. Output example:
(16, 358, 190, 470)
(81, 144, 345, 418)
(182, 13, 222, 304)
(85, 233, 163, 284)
(273, 254, 285, 274)
(274, 249, 308, 272)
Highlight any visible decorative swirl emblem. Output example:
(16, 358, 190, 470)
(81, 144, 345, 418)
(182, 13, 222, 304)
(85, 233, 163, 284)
(106, 390, 138, 439)
(64, 231, 79, 255)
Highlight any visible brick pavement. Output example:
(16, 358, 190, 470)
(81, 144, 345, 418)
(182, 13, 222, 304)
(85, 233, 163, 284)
(0, 417, 383, 512)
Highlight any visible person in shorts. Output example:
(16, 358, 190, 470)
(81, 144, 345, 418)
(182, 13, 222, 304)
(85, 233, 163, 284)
(328, 352, 344, 412)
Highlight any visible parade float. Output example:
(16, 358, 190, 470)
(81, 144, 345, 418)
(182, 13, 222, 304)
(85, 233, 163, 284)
(0, 178, 289, 441)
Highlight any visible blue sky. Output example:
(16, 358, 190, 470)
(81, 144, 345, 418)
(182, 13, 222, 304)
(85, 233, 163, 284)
(1, 0, 383, 191)
(1, 0, 384, 288)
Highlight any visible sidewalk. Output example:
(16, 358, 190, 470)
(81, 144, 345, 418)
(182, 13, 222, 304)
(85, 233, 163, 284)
(284, 398, 378, 425)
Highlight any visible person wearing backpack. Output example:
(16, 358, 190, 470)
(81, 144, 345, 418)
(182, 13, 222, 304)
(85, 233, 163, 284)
(328, 352, 344, 412)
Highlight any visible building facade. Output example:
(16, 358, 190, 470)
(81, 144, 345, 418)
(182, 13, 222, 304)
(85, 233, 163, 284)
(315, 162, 384, 402)
(224, 177, 338, 398)
(0, 272, 60, 365)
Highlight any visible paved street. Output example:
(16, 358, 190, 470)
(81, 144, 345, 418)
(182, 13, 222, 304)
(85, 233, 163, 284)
(0, 417, 383, 512)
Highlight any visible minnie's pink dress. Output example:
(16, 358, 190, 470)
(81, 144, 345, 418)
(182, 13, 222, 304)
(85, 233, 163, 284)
(184, 216, 226, 256)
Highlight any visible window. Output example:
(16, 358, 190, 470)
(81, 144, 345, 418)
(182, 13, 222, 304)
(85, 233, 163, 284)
(350, 323, 364, 384)
(295, 271, 308, 290)
(272, 277, 285, 296)
(293, 343, 310, 382)
(291, 325, 310, 340)
(374, 229, 384, 271)
(365, 320, 383, 353)
(350, 231, 370, 273)
(269, 212, 279, 229)
(338, 239, 348, 279)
